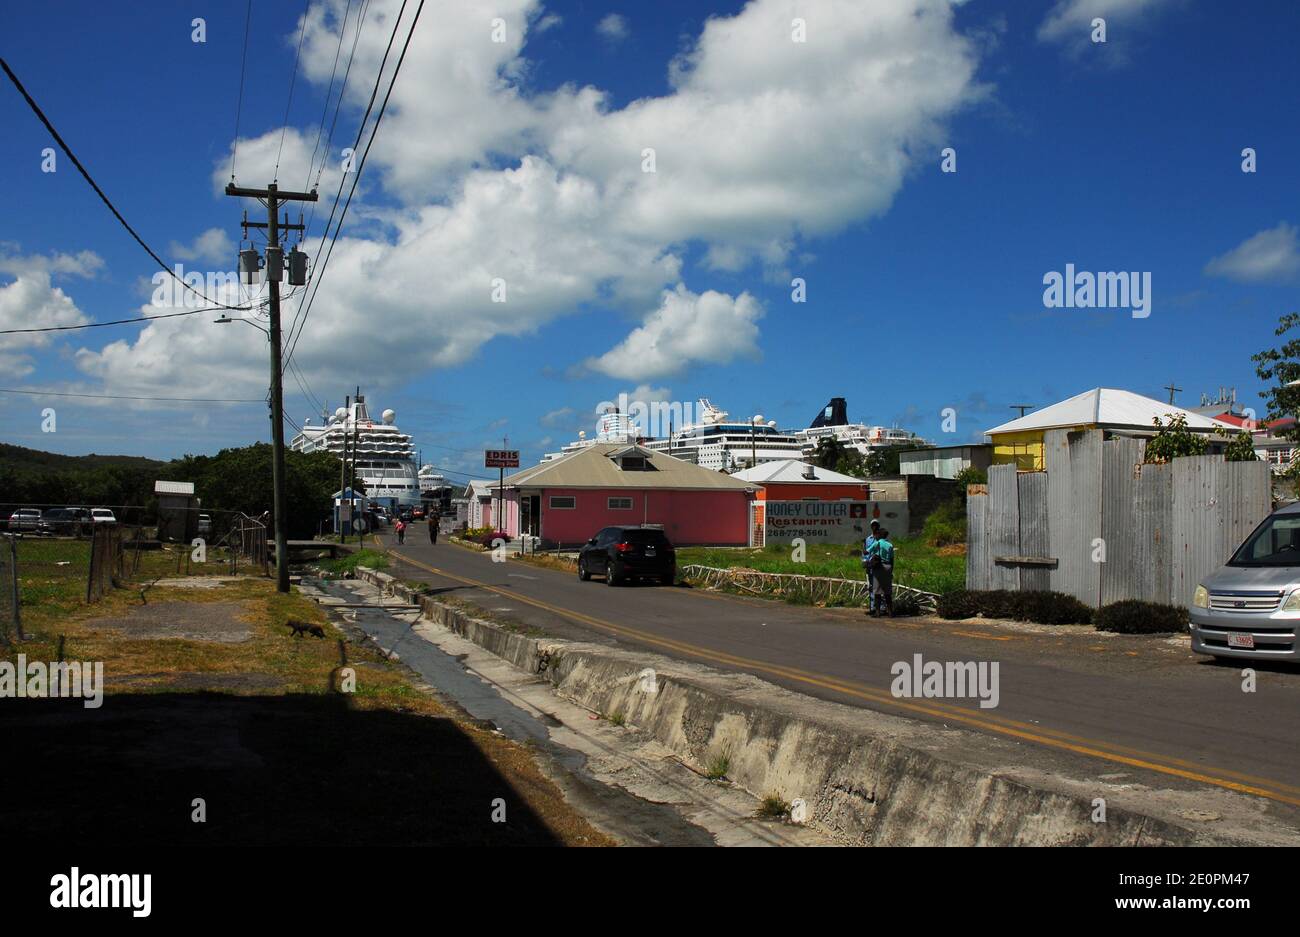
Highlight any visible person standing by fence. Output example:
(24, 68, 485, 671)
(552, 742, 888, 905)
(862, 519, 882, 613)
(868, 527, 895, 616)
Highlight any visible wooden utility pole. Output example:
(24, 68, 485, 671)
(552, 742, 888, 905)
(1164, 381, 1182, 405)
(225, 181, 317, 592)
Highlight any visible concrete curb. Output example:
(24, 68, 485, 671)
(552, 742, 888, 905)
(355, 566, 1281, 846)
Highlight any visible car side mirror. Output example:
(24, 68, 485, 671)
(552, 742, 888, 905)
(587, 538, 597, 546)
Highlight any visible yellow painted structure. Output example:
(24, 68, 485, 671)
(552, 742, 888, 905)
(990, 427, 1090, 471)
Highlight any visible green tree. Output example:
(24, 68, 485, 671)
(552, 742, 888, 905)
(1252, 312, 1300, 441)
(863, 444, 921, 477)
(1144, 413, 1209, 464)
(1217, 429, 1259, 463)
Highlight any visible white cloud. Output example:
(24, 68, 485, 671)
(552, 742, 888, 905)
(584, 284, 763, 380)
(169, 228, 236, 266)
(1204, 223, 1300, 284)
(596, 13, 628, 42)
(1039, 0, 1174, 45)
(0, 251, 97, 377)
(63, 0, 983, 410)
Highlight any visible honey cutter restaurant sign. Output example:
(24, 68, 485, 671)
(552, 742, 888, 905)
(761, 500, 909, 544)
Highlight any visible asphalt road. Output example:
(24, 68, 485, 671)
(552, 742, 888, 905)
(378, 528, 1300, 813)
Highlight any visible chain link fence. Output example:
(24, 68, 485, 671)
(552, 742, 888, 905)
(1, 507, 275, 640)
(1, 534, 19, 644)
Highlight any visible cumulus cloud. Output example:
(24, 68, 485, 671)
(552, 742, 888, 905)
(1039, 0, 1175, 48)
(584, 284, 763, 380)
(1204, 223, 1300, 284)
(0, 249, 98, 377)
(68, 0, 983, 408)
(169, 228, 236, 266)
(596, 13, 628, 42)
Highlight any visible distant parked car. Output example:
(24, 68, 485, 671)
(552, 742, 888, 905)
(90, 508, 117, 524)
(39, 507, 93, 536)
(197, 514, 212, 536)
(7, 508, 42, 532)
(399, 509, 414, 523)
(578, 526, 676, 586)
(412, 507, 425, 520)
(1191, 501, 1300, 663)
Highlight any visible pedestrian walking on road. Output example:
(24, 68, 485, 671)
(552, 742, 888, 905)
(862, 519, 882, 613)
(428, 510, 440, 545)
(395, 518, 406, 544)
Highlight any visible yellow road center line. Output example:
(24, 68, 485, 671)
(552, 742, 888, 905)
(378, 540, 1300, 807)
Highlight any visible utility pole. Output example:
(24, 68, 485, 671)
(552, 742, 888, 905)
(1010, 404, 1034, 418)
(226, 181, 318, 592)
(1164, 381, 1182, 405)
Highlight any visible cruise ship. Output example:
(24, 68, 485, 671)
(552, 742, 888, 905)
(290, 394, 422, 508)
(793, 397, 932, 456)
(640, 399, 807, 471)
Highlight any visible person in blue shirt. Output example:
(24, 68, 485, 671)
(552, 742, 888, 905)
(862, 520, 881, 612)
(867, 527, 895, 616)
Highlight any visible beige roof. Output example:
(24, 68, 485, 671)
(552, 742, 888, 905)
(499, 443, 755, 491)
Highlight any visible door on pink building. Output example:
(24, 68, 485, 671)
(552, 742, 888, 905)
(520, 495, 540, 537)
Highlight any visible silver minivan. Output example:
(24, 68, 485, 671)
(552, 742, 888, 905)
(1190, 502, 1300, 662)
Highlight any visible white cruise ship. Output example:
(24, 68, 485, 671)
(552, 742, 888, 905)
(290, 394, 422, 508)
(641, 399, 807, 471)
(792, 397, 932, 456)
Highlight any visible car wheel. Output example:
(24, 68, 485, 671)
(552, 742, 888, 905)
(605, 562, 621, 586)
(578, 557, 590, 581)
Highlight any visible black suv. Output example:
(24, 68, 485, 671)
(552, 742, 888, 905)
(578, 526, 675, 586)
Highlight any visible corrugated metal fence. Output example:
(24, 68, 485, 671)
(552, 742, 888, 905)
(967, 429, 1271, 607)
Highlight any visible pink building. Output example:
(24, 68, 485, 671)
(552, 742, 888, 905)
(495, 443, 756, 547)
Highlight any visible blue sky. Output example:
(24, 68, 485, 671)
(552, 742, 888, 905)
(1, 0, 1298, 486)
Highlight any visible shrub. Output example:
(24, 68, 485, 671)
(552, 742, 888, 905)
(1094, 600, 1188, 634)
(936, 589, 983, 619)
(923, 497, 967, 547)
(936, 589, 1092, 625)
(1012, 590, 1093, 625)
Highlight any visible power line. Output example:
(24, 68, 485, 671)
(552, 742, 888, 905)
(229, 0, 254, 182)
(284, 0, 404, 361)
(283, 0, 424, 368)
(0, 302, 268, 335)
(305, 0, 355, 191)
(0, 56, 250, 312)
(274, 0, 312, 183)
(0, 388, 265, 403)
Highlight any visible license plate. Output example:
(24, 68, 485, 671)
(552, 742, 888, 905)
(645, 547, 656, 556)
(1227, 633, 1256, 650)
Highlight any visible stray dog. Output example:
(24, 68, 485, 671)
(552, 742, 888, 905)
(288, 619, 326, 639)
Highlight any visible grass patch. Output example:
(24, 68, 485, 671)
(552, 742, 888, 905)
(677, 538, 965, 596)
(606, 711, 626, 727)
(317, 548, 389, 574)
(704, 752, 731, 780)
(756, 794, 791, 819)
